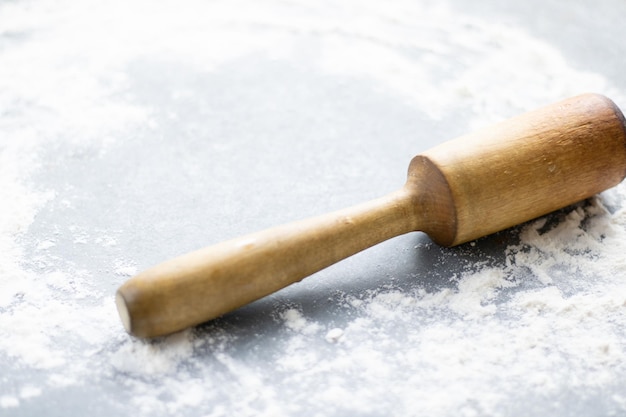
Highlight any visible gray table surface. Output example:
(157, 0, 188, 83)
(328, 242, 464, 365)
(2, 0, 626, 415)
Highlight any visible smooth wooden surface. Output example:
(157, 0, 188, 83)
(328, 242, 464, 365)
(418, 93, 626, 245)
(117, 189, 421, 338)
(117, 93, 626, 338)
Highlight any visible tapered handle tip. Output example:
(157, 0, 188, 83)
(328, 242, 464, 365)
(115, 291, 133, 334)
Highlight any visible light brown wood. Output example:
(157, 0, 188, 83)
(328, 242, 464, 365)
(116, 93, 626, 338)
(417, 93, 626, 245)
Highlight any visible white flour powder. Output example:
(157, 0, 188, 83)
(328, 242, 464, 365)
(1, 0, 626, 415)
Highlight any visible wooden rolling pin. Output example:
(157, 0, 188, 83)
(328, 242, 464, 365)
(116, 93, 626, 338)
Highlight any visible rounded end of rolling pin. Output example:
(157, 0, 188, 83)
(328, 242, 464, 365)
(599, 93, 626, 126)
(115, 290, 133, 335)
(602, 94, 626, 177)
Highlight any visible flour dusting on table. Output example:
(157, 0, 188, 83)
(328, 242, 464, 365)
(1, 0, 626, 415)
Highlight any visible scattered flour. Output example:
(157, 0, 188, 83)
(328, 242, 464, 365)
(325, 328, 344, 343)
(0, 395, 19, 409)
(0, 386, 42, 409)
(113, 262, 139, 277)
(280, 308, 322, 335)
(1, 0, 626, 416)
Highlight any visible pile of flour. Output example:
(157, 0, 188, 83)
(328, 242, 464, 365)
(1, 0, 626, 415)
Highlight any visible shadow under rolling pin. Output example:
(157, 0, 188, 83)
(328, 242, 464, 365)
(116, 93, 626, 338)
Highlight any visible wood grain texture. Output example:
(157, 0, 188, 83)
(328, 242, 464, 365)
(117, 93, 626, 338)
(117, 189, 420, 338)
(419, 93, 626, 245)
